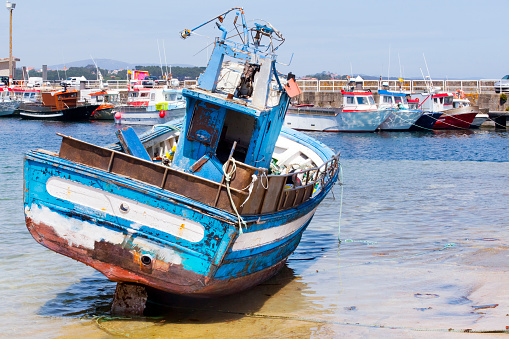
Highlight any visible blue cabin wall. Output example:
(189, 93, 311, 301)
(248, 93, 290, 168)
(173, 91, 290, 179)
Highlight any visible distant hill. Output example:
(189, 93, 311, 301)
(48, 58, 196, 70)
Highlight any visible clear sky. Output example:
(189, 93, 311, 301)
(0, 0, 507, 80)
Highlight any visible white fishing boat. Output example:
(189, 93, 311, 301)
(450, 93, 486, 128)
(377, 90, 423, 130)
(113, 87, 186, 125)
(0, 87, 20, 117)
(285, 90, 392, 132)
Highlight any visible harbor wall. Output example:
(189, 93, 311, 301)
(293, 92, 509, 113)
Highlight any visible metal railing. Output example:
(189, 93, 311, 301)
(10, 79, 199, 90)
(296, 79, 500, 94)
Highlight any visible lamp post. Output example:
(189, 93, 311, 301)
(6, 1, 15, 87)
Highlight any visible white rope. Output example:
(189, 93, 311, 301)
(240, 174, 257, 208)
(260, 171, 269, 189)
(222, 158, 247, 234)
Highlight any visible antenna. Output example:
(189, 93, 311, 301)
(423, 53, 433, 91)
(157, 39, 164, 79)
(163, 39, 169, 81)
(387, 45, 391, 81)
(90, 55, 104, 89)
(398, 52, 402, 79)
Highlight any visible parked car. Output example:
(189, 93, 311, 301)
(142, 75, 158, 88)
(494, 75, 509, 93)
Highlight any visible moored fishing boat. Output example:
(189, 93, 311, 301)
(113, 87, 186, 125)
(406, 97, 439, 130)
(82, 89, 121, 120)
(377, 90, 423, 131)
(285, 90, 391, 132)
(410, 92, 476, 130)
(470, 108, 489, 128)
(0, 87, 20, 117)
(23, 8, 340, 304)
(19, 87, 98, 121)
(449, 94, 486, 128)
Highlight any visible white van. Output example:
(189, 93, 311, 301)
(61, 76, 87, 87)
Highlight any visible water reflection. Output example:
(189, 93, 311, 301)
(48, 265, 334, 338)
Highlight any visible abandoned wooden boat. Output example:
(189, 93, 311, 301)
(19, 87, 98, 121)
(23, 8, 340, 298)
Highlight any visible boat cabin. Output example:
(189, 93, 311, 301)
(407, 98, 419, 110)
(41, 89, 79, 111)
(341, 90, 377, 112)
(410, 92, 454, 113)
(378, 90, 411, 110)
(171, 22, 294, 183)
(452, 97, 471, 108)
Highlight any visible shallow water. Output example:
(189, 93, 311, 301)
(1, 118, 508, 338)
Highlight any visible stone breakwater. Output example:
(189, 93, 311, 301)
(293, 92, 509, 113)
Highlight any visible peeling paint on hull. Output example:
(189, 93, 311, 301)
(26, 215, 290, 297)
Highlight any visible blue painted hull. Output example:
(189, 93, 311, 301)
(0, 101, 20, 117)
(378, 109, 424, 131)
(23, 129, 337, 297)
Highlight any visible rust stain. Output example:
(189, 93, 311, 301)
(25, 217, 288, 297)
(178, 223, 185, 237)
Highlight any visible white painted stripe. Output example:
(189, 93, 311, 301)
(46, 177, 205, 243)
(232, 208, 317, 251)
(25, 204, 182, 265)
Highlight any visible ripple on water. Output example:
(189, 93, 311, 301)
(1, 120, 508, 337)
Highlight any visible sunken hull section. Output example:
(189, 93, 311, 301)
(24, 128, 338, 297)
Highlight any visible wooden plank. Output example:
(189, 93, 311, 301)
(260, 176, 285, 214)
(59, 136, 112, 171)
(116, 127, 152, 162)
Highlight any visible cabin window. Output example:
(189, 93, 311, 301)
(369, 97, 375, 105)
(357, 96, 369, 105)
(151, 93, 155, 101)
(165, 93, 177, 101)
(140, 93, 149, 98)
(346, 97, 354, 105)
(383, 96, 392, 103)
(216, 109, 254, 163)
(444, 97, 453, 104)
(394, 97, 403, 103)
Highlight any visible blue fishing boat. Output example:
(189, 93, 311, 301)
(377, 90, 424, 131)
(23, 8, 340, 299)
